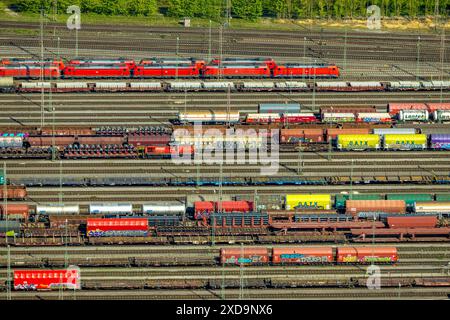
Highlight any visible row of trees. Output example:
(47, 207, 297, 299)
(15, 0, 158, 16)
(14, 0, 446, 20)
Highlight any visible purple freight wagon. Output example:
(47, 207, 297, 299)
(430, 134, 450, 150)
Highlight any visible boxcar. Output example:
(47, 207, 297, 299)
(0, 204, 29, 220)
(220, 248, 270, 265)
(14, 269, 81, 290)
(272, 247, 333, 264)
(336, 247, 398, 263)
(430, 134, 450, 150)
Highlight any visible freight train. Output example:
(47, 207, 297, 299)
(0, 57, 340, 79)
(1, 128, 449, 160)
(220, 246, 398, 265)
(2, 194, 450, 222)
(3, 79, 449, 94)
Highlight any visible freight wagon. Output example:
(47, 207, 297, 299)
(285, 194, 331, 210)
(14, 268, 81, 290)
(87, 218, 148, 237)
(221, 246, 398, 265)
(383, 134, 427, 150)
(337, 134, 380, 151)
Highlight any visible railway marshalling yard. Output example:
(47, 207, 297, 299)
(0, 20, 450, 300)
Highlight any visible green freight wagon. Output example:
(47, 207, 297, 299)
(0, 169, 4, 185)
(435, 194, 450, 201)
(386, 193, 433, 207)
(335, 194, 383, 210)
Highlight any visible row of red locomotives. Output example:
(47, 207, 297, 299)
(220, 246, 398, 265)
(0, 57, 340, 79)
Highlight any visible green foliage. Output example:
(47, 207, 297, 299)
(14, 0, 158, 16)
(166, 0, 221, 19)
(12, 0, 449, 19)
(232, 0, 263, 21)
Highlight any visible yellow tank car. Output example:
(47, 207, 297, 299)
(285, 194, 331, 210)
(337, 134, 380, 151)
(383, 134, 427, 150)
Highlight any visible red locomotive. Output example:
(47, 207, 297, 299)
(133, 64, 200, 78)
(202, 64, 272, 78)
(0, 65, 60, 78)
(62, 64, 131, 78)
(273, 64, 340, 78)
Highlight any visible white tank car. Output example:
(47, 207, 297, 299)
(414, 202, 450, 215)
(142, 202, 186, 215)
(36, 205, 80, 215)
(89, 203, 133, 215)
(373, 128, 416, 135)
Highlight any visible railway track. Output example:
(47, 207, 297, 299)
(18, 184, 450, 203)
(0, 91, 448, 126)
(3, 287, 450, 300)
(0, 21, 448, 63)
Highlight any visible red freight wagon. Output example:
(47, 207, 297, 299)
(194, 201, 215, 219)
(127, 133, 172, 146)
(14, 268, 81, 290)
(87, 218, 148, 237)
(133, 64, 200, 77)
(387, 216, 437, 228)
(62, 64, 131, 78)
(0, 204, 29, 220)
(220, 247, 270, 265)
(0, 187, 27, 200)
(336, 246, 398, 263)
(215, 201, 253, 213)
(272, 247, 333, 264)
(0, 65, 60, 78)
(202, 65, 271, 78)
(273, 64, 340, 78)
(281, 113, 317, 124)
(280, 128, 324, 143)
(388, 103, 427, 115)
(426, 103, 450, 112)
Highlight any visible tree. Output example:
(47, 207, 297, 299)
(232, 0, 263, 21)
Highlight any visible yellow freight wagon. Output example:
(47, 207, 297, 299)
(336, 134, 380, 150)
(285, 194, 331, 210)
(383, 134, 427, 150)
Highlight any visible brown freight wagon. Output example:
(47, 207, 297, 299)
(0, 186, 27, 200)
(280, 128, 324, 143)
(346, 200, 406, 216)
(387, 216, 437, 228)
(0, 204, 29, 220)
(40, 127, 95, 136)
(127, 133, 172, 146)
(77, 135, 125, 145)
(26, 135, 76, 147)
